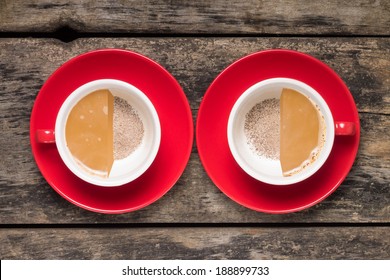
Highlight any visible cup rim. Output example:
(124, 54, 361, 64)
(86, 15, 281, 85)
(227, 77, 335, 185)
(55, 79, 161, 187)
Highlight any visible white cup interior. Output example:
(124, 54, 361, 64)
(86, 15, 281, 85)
(227, 78, 334, 185)
(55, 79, 161, 187)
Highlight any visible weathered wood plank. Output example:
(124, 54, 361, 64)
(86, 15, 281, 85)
(1, 227, 388, 259)
(0, 38, 389, 223)
(0, 0, 389, 35)
(1, 38, 389, 113)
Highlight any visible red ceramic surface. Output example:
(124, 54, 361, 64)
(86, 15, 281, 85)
(30, 49, 193, 214)
(196, 49, 360, 213)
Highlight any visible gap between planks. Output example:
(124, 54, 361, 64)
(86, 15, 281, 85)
(1, 222, 389, 229)
(1, 29, 390, 43)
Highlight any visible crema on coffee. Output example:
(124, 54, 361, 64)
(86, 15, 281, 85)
(244, 88, 326, 177)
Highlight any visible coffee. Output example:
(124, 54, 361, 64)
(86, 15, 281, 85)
(65, 89, 144, 178)
(244, 88, 325, 177)
(280, 88, 325, 176)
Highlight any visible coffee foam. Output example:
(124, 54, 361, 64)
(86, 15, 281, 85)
(244, 96, 327, 177)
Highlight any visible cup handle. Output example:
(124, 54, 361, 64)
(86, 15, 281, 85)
(335, 122, 356, 136)
(36, 129, 55, 143)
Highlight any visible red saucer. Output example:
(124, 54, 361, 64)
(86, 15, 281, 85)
(196, 49, 360, 213)
(30, 49, 193, 214)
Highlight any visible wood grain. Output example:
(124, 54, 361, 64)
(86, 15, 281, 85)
(0, 38, 389, 223)
(0, 0, 389, 35)
(1, 227, 388, 259)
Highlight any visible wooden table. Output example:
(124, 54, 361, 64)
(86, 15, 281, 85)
(0, 0, 389, 259)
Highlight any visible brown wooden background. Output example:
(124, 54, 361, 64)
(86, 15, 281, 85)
(0, 0, 389, 259)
